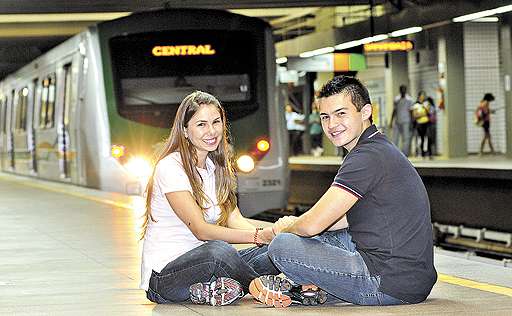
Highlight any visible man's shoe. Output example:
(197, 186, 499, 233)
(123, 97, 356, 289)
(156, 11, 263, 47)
(289, 286, 328, 306)
(250, 275, 328, 307)
(249, 275, 293, 307)
(189, 277, 244, 306)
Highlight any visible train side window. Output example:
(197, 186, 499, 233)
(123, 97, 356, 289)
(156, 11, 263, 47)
(63, 64, 72, 127)
(15, 87, 28, 131)
(39, 74, 56, 129)
(46, 75, 55, 128)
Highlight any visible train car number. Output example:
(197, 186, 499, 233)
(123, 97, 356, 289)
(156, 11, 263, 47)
(262, 179, 281, 186)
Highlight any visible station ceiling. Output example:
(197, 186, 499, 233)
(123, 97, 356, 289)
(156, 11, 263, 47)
(0, 0, 509, 79)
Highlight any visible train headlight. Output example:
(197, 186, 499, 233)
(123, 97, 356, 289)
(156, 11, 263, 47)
(111, 145, 125, 158)
(236, 155, 255, 173)
(124, 157, 152, 178)
(256, 139, 270, 152)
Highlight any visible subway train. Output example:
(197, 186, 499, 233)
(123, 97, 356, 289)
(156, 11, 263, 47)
(0, 9, 289, 217)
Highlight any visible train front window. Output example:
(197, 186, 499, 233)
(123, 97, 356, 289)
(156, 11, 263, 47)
(109, 30, 257, 127)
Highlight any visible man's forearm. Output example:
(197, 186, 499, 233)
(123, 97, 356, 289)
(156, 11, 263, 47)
(282, 215, 317, 237)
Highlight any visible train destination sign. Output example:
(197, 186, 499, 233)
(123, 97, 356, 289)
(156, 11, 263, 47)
(364, 40, 414, 53)
(152, 44, 216, 56)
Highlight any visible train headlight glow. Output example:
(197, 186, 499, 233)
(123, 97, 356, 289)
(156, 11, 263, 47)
(111, 145, 125, 158)
(124, 157, 152, 178)
(236, 155, 255, 173)
(256, 139, 270, 152)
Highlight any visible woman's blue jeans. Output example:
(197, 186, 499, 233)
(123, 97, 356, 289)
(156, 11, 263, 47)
(268, 230, 407, 306)
(147, 240, 279, 303)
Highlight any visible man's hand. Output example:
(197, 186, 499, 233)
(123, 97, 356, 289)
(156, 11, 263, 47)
(272, 215, 298, 234)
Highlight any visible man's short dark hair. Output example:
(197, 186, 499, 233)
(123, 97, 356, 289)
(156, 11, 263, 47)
(318, 76, 372, 123)
(318, 76, 371, 112)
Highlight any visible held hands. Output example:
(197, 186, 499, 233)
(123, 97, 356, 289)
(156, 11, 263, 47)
(253, 216, 298, 246)
(256, 227, 275, 245)
(272, 215, 298, 235)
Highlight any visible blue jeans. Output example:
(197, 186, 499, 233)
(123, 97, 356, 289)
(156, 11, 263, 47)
(268, 230, 406, 306)
(147, 240, 279, 304)
(393, 122, 411, 156)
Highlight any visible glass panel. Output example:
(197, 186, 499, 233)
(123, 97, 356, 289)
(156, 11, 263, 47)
(63, 65, 72, 127)
(40, 79, 49, 129)
(46, 75, 55, 129)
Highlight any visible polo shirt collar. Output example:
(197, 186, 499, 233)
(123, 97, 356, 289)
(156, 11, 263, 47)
(355, 124, 379, 147)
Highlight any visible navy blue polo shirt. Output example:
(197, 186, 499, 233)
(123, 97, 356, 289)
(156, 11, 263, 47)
(333, 124, 437, 303)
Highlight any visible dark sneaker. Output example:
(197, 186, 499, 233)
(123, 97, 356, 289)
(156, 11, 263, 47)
(189, 277, 244, 306)
(249, 275, 293, 308)
(288, 286, 328, 306)
(250, 275, 327, 308)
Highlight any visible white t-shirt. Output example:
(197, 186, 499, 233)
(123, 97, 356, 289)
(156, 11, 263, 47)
(139, 152, 221, 290)
(286, 111, 305, 131)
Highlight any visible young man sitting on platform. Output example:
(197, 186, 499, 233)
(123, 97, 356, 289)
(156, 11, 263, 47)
(249, 76, 437, 307)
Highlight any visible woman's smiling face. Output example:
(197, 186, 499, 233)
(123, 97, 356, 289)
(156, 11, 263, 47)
(185, 103, 223, 163)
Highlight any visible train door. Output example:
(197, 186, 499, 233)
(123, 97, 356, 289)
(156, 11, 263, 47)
(28, 79, 38, 174)
(58, 64, 72, 180)
(35, 73, 60, 181)
(56, 56, 81, 183)
(12, 86, 32, 175)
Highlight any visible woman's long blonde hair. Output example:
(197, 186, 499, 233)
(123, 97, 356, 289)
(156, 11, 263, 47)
(141, 91, 237, 238)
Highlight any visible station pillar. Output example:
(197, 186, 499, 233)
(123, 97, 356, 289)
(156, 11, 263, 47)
(438, 23, 467, 158)
(500, 19, 512, 158)
(385, 52, 409, 130)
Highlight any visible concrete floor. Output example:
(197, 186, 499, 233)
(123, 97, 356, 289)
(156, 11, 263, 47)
(1, 172, 511, 315)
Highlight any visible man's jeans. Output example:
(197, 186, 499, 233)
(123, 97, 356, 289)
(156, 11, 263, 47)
(268, 230, 406, 306)
(393, 122, 411, 157)
(147, 240, 279, 303)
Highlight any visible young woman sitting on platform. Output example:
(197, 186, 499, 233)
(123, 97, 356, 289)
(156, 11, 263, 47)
(139, 91, 278, 306)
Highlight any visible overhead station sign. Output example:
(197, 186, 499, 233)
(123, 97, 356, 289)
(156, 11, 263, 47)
(364, 40, 414, 53)
(287, 53, 366, 72)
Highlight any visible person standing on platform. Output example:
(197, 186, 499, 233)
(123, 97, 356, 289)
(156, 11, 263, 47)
(140, 91, 278, 306)
(308, 102, 323, 156)
(475, 93, 496, 155)
(389, 85, 414, 156)
(285, 104, 305, 156)
(249, 76, 437, 308)
(412, 91, 432, 159)
(426, 96, 437, 156)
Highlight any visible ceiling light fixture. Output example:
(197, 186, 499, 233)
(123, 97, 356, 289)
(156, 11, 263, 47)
(299, 46, 334, 58)
(390, 26, 423, 37)
(452, 4, 512, 22)
(472, 17, 499, 23)
(275, 57, 288, 64)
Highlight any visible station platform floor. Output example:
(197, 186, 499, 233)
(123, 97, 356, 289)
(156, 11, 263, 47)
(289, 153, 512, 170)
(1, 172, 512, 315)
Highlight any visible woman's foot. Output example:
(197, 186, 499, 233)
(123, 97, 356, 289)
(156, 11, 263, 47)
(189, 277, 244, 306)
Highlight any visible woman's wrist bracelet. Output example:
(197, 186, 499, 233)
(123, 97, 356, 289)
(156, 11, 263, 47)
(254, 227, 263, 247)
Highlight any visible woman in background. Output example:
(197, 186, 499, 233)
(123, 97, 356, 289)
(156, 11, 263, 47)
(412, 91, 432, 159)
(475, 93, 496, 155)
